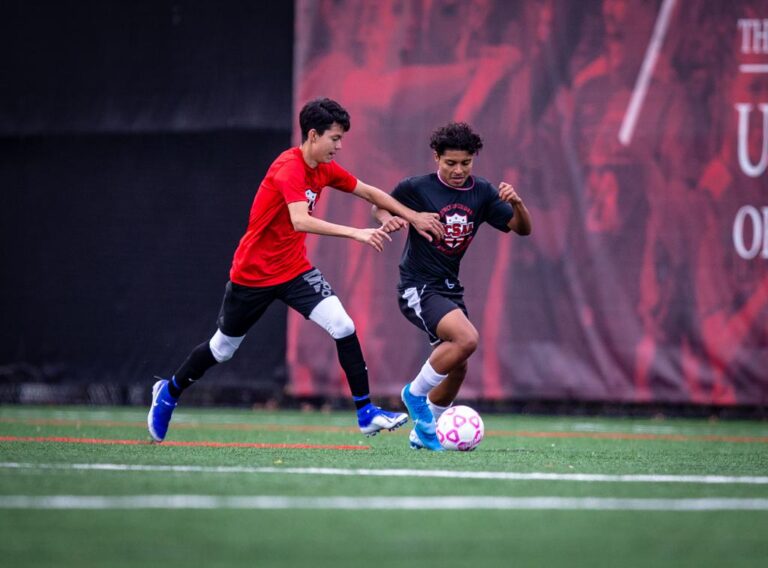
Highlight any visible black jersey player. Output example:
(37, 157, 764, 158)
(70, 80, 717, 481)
(374, 122, 532, 450)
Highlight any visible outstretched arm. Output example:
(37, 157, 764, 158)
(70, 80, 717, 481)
(287, 201, 392, 252)
(499, 182, 532, 235)
(371, 204, 409, 234)
(354, 180, 444, 242)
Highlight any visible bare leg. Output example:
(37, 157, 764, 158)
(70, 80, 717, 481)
(427, 309, 477, 405)
(429, 359, 467, 406)
(402, 310, 479, 451)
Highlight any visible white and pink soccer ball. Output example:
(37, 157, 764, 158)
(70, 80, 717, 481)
(436, 405, 484, 451)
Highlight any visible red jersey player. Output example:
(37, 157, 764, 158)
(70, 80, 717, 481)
(148, 98, 444, 442)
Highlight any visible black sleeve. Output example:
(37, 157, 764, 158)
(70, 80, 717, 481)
(482, 182, 515, 232)
(391, 178, 420, 210)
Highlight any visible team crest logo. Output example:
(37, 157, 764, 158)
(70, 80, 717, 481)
(305, 188, 318, 213)
(443, 212, 474, 250)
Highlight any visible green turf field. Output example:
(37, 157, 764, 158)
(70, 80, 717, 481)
(1, 404, 767, 567)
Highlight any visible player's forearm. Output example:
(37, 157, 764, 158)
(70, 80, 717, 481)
(355, 181, 443, 242)
(366, 189, 419, 225)
(371, 204, 395, 225)
(292, 214, 356, 239)
(508, 203, 532, 235)
(355, 181, 406, 218)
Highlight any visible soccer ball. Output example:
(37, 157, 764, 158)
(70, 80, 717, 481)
(436, 405, 484, 451)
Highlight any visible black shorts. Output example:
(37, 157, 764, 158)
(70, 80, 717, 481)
(217, 267, 336, 337)
(398, 285, 468, 345)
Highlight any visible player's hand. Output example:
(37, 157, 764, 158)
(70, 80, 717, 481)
(499, 182, 523, 205)
(380, 216, 409, 233)
(354, 227, 392, 252)
(410, 212, 444, 242)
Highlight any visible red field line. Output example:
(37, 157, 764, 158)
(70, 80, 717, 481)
(0, 435, 370, 451)
(0, 417, 356, 433)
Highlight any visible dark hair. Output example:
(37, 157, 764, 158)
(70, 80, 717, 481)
(429, 122, 484, 155)
(299, 98, 351, 142)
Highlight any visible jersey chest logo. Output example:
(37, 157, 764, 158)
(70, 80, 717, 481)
(305, 188, 318, 213)
(441, 211, 474, 251)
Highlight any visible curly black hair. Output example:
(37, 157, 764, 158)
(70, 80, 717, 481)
(429, 122, 484, 156)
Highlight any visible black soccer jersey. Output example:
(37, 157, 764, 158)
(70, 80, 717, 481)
(392, 173, 515, 288)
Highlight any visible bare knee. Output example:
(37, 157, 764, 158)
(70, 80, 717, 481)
(453, 329, 479, 358)
(435, 310, 479, 362)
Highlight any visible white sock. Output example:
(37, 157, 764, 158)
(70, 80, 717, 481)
(410, 360, 447, 397)
(428, 399, 452, 423)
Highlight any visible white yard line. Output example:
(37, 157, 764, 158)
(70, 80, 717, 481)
(1, 495, 767, 511)
(2, 462, 767, 485)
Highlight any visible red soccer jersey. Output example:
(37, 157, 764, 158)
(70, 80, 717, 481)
(230, 147, 357, 287)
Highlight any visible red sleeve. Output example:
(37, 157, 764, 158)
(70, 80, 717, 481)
(327, 161, 357, 193)
(273, 159, 309, 204)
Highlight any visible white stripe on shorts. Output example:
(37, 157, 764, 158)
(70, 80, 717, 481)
(401, 286, 439, 344)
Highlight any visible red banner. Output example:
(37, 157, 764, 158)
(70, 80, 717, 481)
(291, 0, 767, 405)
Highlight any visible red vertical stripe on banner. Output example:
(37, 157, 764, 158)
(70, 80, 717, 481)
(481, 236, 512, 399)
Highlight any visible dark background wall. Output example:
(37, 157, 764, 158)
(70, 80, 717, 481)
(0, 1, 294, 404)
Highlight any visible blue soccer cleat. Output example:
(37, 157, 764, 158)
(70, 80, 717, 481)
(147, 378, 178, 442)
(357, 403, 408, 436)
(400, 383, 443, 451)
(408, 428, 425, 450)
